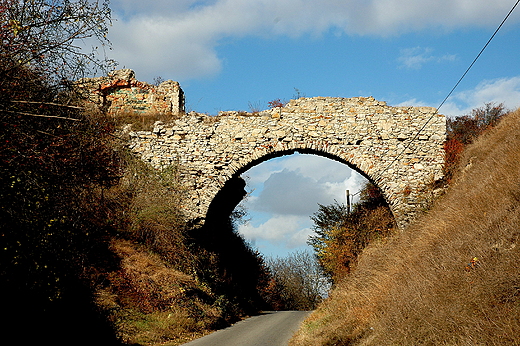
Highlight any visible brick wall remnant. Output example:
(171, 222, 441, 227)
(76, 69, 185, 115)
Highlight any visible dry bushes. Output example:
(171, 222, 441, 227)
(96, 239, 222, 346)
(95, 153, 274, 345)
(91, 156, 224, 345)
(309, 184, 397, 282)
(267, 250, 328, 311)
(291, 108, 520, 346)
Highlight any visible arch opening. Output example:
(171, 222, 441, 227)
(203, 151, 396, 258)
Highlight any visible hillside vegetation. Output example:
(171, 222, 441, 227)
(291, 107, 520, 345)
(1, 2, 283, 344)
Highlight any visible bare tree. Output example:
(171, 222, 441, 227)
(267, 250, 329, 310)
(1, 0, 114, 95)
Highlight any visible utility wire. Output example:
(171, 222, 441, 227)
(374, 0, 520, 182)
(437, 0, 520, 111)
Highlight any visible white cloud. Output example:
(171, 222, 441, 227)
(236, 154, 367, 251)
(108, 0, 520, 81)
(398, 47, 457, 69)
(240, 154, 366, 216)
(251, 169, 333, 215)
(238, 214, 316, 252)
(238, 214, 306, 244)
(282, 154, 349, 183)
(395, 76, 520, 116)
(241, 153, 351, 192)
(441, 76, 520, 116)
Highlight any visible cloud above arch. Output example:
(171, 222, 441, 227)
(108, 0, 520, 81)
(397, 76, 520, 116)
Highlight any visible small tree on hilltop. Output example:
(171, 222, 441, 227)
(444, 102, 508, 182)
(268, 98, 286, 109)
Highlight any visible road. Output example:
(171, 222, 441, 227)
(181, 311, 312, 346)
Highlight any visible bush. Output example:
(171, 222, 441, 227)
(308, 183, 396, 282)
(267, 250, 328, 311)
(444, 102, 508, 182)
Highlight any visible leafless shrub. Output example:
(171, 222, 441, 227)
(267, 250, 329, 311)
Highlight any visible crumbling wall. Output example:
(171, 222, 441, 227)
(127, 96, 446, 228)
(76, 69, 185, 115)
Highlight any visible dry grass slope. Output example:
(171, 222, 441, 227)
(96, 239, 222, 345)
(291, 108, 520, 346)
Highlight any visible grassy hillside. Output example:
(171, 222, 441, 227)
(291, 108, 520, 345)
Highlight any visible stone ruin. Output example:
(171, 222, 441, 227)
(77, 69, 446, 229)
(76, 69, 185, 115)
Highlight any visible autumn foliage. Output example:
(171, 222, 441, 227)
(268, 98, 286, 108)
(443, 102, 507, 182)
(308, 183, 396, 282)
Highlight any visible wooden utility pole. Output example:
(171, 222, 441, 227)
(346, 189, 351, 214)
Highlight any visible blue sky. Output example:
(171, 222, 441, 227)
(105, 0, 520, 257)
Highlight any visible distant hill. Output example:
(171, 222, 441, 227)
(291, 108, 520, 345)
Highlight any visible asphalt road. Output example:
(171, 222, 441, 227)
(181, 311, 312, 346)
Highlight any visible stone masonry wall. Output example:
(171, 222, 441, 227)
(127, 96, 446, 228)
(76, 69, 185, 115)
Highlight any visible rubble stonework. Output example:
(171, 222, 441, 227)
(76, 69, 185, 115)
(127, 96, 446, 228)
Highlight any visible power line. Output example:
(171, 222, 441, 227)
(437, 0, 520, 111)
(374, 0, 520, 182)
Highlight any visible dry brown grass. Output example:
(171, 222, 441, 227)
(96, 239, 222, 346)
(93, 147, 270, 345)
(291, 108, 520, 346)
(91, 155, 224, 345)
(110, 110, 184, 131)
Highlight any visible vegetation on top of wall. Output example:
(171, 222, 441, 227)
(112, 110, 185, 132)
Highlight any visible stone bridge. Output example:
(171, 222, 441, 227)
(128, 96, 446, 228)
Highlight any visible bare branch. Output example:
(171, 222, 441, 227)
(9, 100, 85, 110)
(3, 109, 81, 121)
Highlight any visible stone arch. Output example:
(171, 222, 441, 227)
(128, 96, 446, 228)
